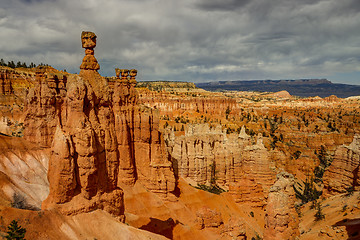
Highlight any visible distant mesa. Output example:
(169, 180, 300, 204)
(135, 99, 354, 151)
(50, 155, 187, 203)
(196, 79, 360, 98)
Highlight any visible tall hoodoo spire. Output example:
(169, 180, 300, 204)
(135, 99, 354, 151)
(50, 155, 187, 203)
(80, 31, 100, 71)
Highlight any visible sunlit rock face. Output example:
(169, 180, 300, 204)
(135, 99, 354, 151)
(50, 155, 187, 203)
(165, 124, 276, 208)
(323, 134, 360, 196)
(264, 172, 299, 240)
(23, 31, 175, 220)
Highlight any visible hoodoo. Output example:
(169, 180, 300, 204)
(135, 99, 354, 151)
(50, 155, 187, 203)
(24, 31, 176, 220)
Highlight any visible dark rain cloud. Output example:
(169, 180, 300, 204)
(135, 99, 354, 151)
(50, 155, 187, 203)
(195, 0, 251, 11)
(0, 0, 359, 84)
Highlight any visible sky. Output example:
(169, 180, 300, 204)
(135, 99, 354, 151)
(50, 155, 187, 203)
(1, 0, 360, 85)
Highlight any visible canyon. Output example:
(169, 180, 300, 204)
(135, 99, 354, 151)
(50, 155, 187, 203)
(0, 32, 359, 239)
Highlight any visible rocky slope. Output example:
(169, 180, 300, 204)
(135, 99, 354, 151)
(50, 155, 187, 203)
(0, 135, 49, 210)
(0, 206, 168, 240)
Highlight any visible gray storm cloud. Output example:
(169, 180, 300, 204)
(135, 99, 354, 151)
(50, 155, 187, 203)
(0, 0, 359, 84)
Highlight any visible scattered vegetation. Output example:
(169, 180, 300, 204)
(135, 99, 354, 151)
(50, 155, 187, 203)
(342, 204, 348, 212)
(295, 204, 302, 218)
(136, 81, 196, 91)
(225, 106, 231, 120)
(251, 233, 262, 240)
(314, 145, 333, 182)
(0, 58, 48, 69)
(345, 186, 354, 197)
(5, 220, 26, 240)
(291, 150, 302, 160)
(294, 176, 322, 204)
(193, 162, 226, 195)
(174, 116, 189, 124)
(195, 184, 226, 195)
(11, 193, 39, 211)
(314, 202, 325, 221)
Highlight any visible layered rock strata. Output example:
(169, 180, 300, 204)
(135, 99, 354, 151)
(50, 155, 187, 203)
(323, 134, 360, 195)
(0, 68, 14, 95)
(263, 172, 299, 240)
(0, 66, 35, 97)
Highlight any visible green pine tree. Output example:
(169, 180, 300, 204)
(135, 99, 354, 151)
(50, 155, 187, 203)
(5, 220, 26, 240)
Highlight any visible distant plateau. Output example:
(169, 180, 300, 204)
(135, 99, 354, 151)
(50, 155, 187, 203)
(195, 79, 360, 98)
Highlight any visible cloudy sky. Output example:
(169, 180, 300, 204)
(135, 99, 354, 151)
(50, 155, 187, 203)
(1, 0, 360, 84)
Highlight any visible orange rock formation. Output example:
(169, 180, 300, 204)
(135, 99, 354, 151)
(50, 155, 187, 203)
(0, 68, 14, 95)
(23, 67, 67, 147)
(165, 124, 276, 208)
(323, 134, 360, 195)
(264, 172, 299, 240)
(22, 31, 175, 220)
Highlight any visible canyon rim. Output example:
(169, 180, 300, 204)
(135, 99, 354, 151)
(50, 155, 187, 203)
(0, 31, 359, 239)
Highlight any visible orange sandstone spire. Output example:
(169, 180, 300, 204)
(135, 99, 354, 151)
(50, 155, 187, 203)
(80, 31, 100, 70)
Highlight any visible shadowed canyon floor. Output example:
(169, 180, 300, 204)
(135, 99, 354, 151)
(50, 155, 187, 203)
(0, 32, 360, 239)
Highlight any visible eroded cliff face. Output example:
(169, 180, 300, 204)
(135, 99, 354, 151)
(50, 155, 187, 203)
(23, 31, 175, 219)
(323, 134, 360, 196)
(113, 69, 175, 196)
(165, 124, 276, 208)
(23, 67, 67, 147)
(264, 172, 299, 240)
(139, 89, 238, 117)
(0, 68, 15, 96)
(0, 67, 36, 97)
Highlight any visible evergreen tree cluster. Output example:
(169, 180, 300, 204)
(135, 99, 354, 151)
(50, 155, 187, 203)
(0, 58, 48, 69)
(294, 176, 322, 204)
(5, 220, 26, 240)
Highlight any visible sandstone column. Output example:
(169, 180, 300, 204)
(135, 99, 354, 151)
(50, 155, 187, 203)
(114, 69, 137, 185)
(264, 172, 299, 240)
(42, 32, 124, 221)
